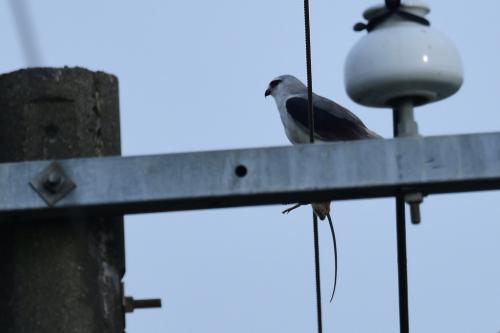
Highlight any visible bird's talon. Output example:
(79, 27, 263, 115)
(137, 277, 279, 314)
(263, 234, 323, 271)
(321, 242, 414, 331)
(282, 203, 302, 215)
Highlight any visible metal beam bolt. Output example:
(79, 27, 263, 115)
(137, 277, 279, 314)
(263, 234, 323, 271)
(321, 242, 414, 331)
(404, 192, 423, 224)
(30, 161, 76, 207)
(44, 171, 64, 193)
(409, 202, 421, 224)
(123, 296, 162, 313)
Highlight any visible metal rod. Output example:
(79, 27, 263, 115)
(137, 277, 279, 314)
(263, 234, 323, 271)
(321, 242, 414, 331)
(133, 299, 162, 309)
(394, 99, 419, 137)
(393, 103, 410, 333)
(395, 194, 410, 333)
(123, 297, 162, 313)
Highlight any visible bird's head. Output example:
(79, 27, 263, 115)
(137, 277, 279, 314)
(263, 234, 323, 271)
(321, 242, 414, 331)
(265, 75, 306, 98)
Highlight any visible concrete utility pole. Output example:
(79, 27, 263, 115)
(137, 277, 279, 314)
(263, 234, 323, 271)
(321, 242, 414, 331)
(0, 68, 125, 333)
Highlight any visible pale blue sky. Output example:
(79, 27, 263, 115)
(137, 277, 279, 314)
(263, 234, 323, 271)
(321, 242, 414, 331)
(2, 1, 500, 332)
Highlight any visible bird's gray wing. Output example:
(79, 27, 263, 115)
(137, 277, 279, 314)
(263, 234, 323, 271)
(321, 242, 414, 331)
(285, 95, 380, 141)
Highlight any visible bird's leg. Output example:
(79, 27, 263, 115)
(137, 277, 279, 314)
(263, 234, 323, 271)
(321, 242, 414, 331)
(282, 203, 303, 215)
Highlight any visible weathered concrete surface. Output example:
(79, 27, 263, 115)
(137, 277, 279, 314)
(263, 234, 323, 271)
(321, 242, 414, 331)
(0, 68, 125, 333)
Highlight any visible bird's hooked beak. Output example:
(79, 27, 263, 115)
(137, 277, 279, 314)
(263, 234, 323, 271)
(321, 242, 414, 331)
(265, 78, 282, 97)
(264, 88, 272, 97)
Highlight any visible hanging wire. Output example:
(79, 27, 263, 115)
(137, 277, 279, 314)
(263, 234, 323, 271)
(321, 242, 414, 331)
(8, 0, 43, 67)
(311, 212, 323, 333)
(304, 0, 315, 145)
(303, 1, 323, 332)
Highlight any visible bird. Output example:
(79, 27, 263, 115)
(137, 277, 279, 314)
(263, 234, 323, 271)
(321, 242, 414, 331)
(265, 74, 381, 219)
(265, 74, 382, 301)
(265, 74, 381, 148)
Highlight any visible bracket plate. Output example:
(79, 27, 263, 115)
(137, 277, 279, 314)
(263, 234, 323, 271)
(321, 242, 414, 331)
(30, 161, 76, 207)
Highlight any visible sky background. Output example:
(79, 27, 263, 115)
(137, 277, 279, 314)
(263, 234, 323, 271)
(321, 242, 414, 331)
(2, 0, 500, 332)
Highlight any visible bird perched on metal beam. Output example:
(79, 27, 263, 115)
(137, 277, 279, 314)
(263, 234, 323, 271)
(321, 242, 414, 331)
(265, 74, 382, 302)
(265, 74, 381, 219)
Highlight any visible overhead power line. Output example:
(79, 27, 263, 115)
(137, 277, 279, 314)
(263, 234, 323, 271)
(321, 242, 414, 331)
(8, 0, 43, 67)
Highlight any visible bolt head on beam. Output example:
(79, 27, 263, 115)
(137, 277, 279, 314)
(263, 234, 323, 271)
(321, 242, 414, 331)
(30, 161, 76, 207)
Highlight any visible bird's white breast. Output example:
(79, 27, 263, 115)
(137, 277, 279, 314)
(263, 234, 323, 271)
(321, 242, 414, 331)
(274, 97, 305, 144)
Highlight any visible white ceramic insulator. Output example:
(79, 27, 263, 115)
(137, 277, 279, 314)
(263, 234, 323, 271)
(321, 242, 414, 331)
(344, 1, 463, 107)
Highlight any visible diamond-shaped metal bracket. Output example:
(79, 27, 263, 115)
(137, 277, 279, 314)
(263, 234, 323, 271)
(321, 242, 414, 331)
(30, 161, 76, 207)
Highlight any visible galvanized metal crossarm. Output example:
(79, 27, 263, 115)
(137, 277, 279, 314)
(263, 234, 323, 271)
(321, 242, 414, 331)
(1, 132, 500, 219)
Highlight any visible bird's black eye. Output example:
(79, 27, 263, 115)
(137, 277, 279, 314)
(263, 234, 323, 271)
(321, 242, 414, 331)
(270, 79, 282, 88)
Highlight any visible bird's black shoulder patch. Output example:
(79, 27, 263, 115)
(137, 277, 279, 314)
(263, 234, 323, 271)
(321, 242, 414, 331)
(285, 96, 369, 141)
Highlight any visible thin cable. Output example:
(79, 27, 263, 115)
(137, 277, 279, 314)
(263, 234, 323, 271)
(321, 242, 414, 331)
(312, 213, 323, 333)
(304, 1, 322, 332)
(326, 214, 337, 302)
(304, 0, 315, 144)
(8, 0, 43, 67)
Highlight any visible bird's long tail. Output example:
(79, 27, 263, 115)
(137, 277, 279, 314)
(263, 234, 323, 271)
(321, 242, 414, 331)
(327, 213, 337, 303)
(283, 203, 338, 302)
